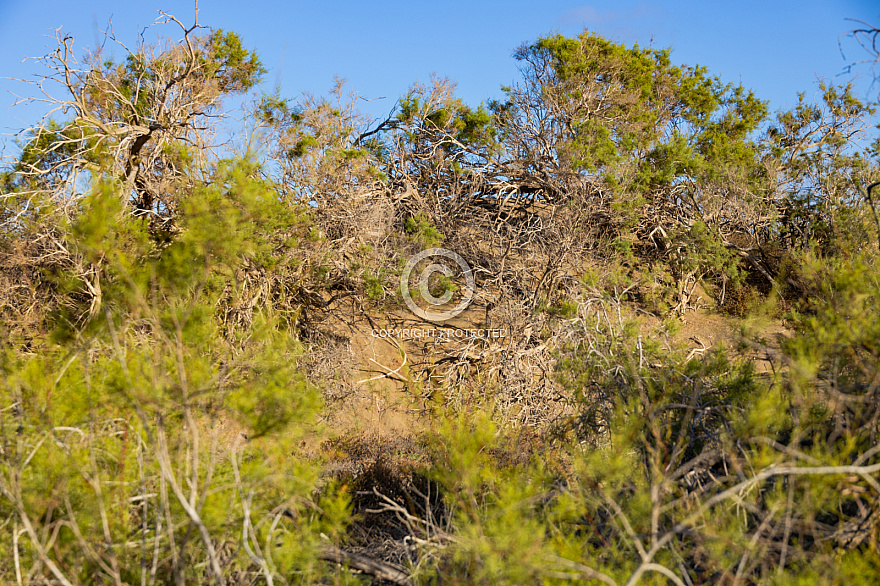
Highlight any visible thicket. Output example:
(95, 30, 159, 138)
(1, 12, 880, 585)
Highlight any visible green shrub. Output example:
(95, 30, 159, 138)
(405, 213, 445, 248)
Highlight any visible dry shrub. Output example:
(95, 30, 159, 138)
(298, 332, 357, 402)
(322, 435, 447, 570)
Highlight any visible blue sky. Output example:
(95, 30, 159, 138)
(1, 0, 878, 155)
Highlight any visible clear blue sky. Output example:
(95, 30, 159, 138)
(1, 0, 878, 155)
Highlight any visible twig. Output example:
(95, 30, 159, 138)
(320, 545, 413, 585)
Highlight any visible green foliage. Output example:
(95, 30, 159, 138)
(521, 31, 768, 183)
(427, 283, 880, 582)
(404, 213, 444, 248)
(364, 268, 385, 301)
(429, 274, 457, 300)
(290, 135, 319, 157)
(423, 241, 880, 584)
(503, 29, 780, 307)
(784, 248, 880, 401)
(205, 29, 266, 91)
(426, 413, 558, 584)
(3, 18, 880, 586)
(767, 83, 877, 257)
(539, 297, 578, 319)
(0, 154, 349, 584)
(398, 92, 497, 144)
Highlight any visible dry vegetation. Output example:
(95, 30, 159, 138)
(2, 12, 880, 585)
